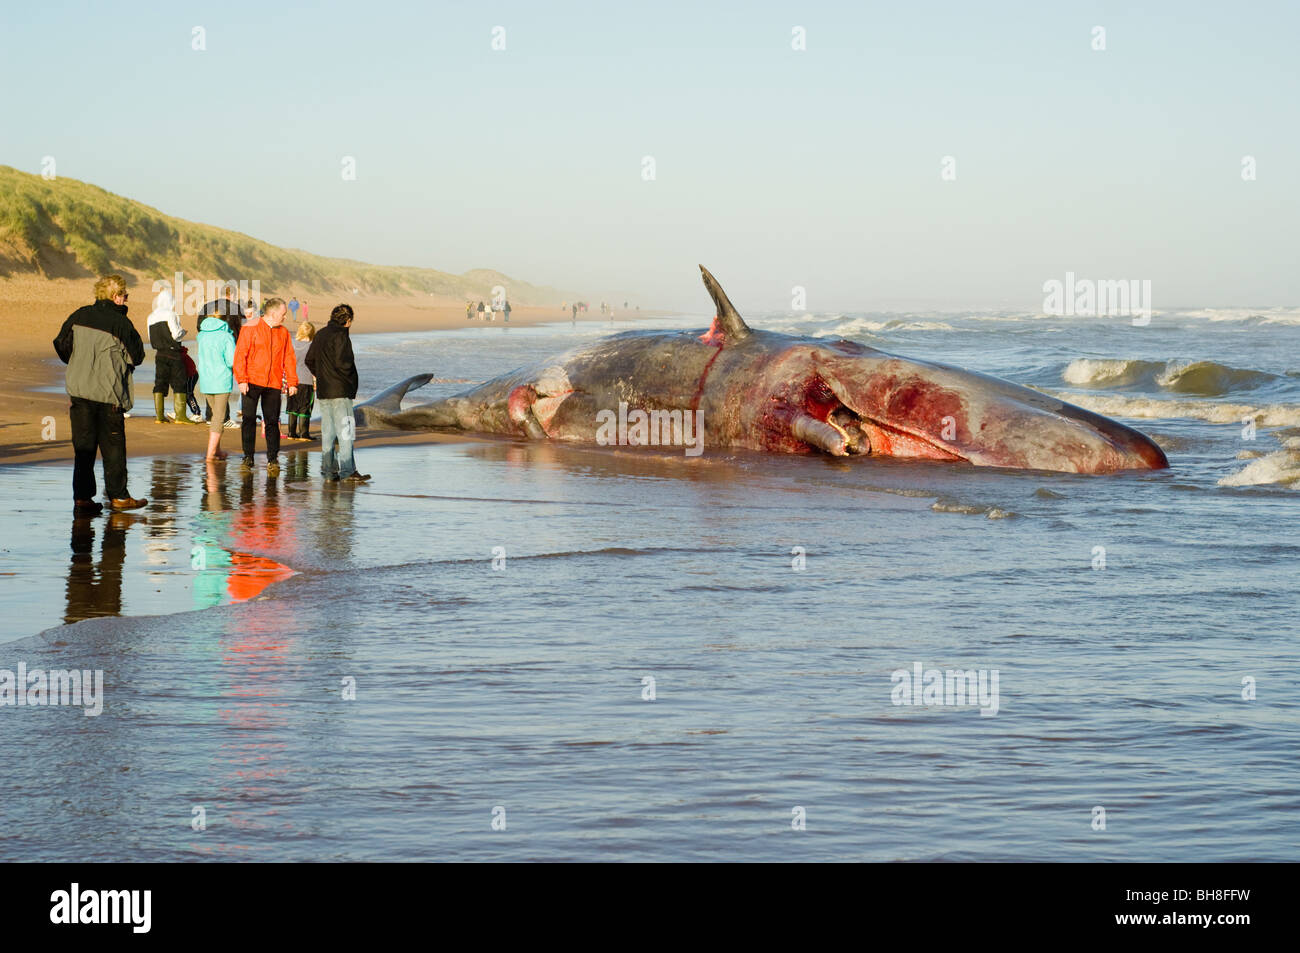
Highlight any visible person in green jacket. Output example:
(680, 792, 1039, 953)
(196, 314, 237, 460)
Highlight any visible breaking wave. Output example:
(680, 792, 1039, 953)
(1218, 451, 1300, 487)
(818, 317, 957, 338)
(1062, 358, 1277, 396)
(1175, 308, 1300, 326)
(1051, 392, 1300, 428)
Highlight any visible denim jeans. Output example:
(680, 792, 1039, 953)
(318, 397, 356, 479)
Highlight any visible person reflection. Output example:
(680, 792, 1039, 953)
(143, 457, 187, 570)
(193, 460, 234, 610)
(64, 513, 130, 624)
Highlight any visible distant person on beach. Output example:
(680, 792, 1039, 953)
(466, 301, 474, 320)
(477, 301, 485, 320)
(53, 274, 147, 514)
(289, 297, 300, 321)
(197, 306, 237, 461)
(301, 300, 309, 324)
(233, 297, 298, 474)
(503, 299, 511, 322)
(288, 322, 316, 440)
(306, 304, 370, 483)
(571, 303, 577, 320)
(147, 287, 200, 425)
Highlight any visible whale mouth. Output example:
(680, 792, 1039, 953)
(792, 376, 967, 462)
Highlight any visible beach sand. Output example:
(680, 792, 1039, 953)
(0, 275, 654, 467)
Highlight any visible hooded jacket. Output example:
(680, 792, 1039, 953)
(147, 288, 186, 355)
(233, 317, 299, 391)
(197, 316, 236, 394)
(304, 323, 358, 399)
(199, 296, 245, 341)
(53, 299, 145, 409)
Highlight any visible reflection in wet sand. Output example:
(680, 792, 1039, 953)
(61, 456, 302, 625)
(65, 514, 131, 624)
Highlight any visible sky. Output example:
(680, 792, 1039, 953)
(2, 0, 1298, 311)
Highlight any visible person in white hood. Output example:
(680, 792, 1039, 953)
(148, 288, 200, 424)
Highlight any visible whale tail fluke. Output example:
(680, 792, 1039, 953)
(355, 373, 435, 427)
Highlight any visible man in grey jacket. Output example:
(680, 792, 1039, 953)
(53, 274, 148, 514)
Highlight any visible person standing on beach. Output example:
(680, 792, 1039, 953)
(301, 300, 309, 324)
(199, 286, 245, 425)
(477, 301, 485, 320)
(147, 287, 201, 425)
(53, 274, 148, 514)
(287, 322, 316, 440)
(196, 307, 237, 460)
(571, 303, 578, 321)
(306, 304, 370, 483)
(233, 297, 298, 475)
(200, 285, 245, 341)
(289, 297, 300, 323)
(503, 298, 511, 323)
(467, 301, 474, 320)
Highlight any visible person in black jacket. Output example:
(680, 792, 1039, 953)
(147, 287, 201, 424)
(305, 304, 370, 483)
(53, 274, 148, 513)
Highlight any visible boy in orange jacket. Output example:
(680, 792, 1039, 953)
(233, 296, 298, 473)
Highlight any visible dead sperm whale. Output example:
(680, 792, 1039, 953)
(355, 266, 1168, 474)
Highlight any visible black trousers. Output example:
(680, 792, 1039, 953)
(286, 384, 314, 437)
(240, 384, 282, 461)
(153, 352, 188, 395)
(69, 397, 128, 500)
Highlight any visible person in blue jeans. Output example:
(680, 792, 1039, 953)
(305, 304, 371, 483)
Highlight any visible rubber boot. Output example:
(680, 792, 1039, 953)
(154, 393, 168, 423)
(173, 394, 202, 424)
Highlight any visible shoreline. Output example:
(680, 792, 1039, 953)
(0, 277, 672, 469)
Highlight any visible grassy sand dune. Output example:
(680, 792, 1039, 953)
(0, 165, 572, 304)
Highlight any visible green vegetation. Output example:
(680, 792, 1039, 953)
(0, 165, 571, 304)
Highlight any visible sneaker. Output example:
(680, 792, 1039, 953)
(241, 457, 254, 470)
(341, 472, 372, 484)
(108, 496, 148, 512)
(267, 461, 280, 476)
(224, 420, 240, 430)
(73, 500, 104, 516)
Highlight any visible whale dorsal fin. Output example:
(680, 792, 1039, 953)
(699, 265, 752, 341)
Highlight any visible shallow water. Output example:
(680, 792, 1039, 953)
(1, 310, 1297, 861)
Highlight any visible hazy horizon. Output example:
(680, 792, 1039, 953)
(3, 0, 1297, 311)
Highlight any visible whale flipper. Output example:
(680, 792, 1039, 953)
(355, 373, 435, 426)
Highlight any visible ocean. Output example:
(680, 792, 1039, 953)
(1, 307, 1297, 861)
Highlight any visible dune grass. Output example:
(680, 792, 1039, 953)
(0, 164, 570, 304)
